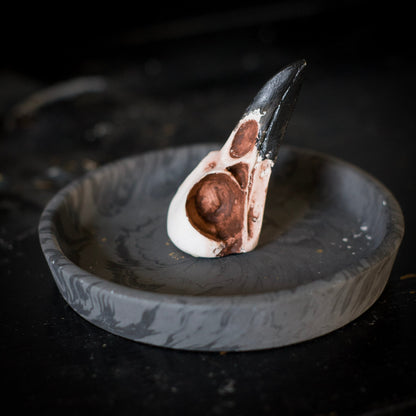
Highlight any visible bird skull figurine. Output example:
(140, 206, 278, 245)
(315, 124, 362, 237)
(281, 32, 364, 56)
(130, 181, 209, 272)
(167, 60, 307, 258)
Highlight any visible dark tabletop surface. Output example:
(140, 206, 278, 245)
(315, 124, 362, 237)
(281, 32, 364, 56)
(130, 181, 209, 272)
(1, 1, 415, 415)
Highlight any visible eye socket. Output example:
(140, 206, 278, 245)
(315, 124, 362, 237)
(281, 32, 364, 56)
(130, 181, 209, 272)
(226, 162, 249, 189)
(229, 120, 258, 158)
(186, 173, 245, 242)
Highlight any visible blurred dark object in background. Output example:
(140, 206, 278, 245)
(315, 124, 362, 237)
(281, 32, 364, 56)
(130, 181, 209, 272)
(2, 0, 413, 81)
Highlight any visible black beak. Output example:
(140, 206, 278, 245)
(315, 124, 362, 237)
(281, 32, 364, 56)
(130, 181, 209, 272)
(246, 59, 307, 161)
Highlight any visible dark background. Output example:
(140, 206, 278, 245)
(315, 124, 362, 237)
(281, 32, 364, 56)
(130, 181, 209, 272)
(1, 1, 415, 415)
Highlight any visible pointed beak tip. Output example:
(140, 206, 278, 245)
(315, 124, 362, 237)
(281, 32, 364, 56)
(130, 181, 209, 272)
(254, 59, 308, 161)
(285, 59, 308, 82)
(295, 58, 307, 77)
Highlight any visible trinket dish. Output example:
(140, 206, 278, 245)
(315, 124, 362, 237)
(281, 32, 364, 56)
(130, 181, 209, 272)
(39, 143, 404, 351)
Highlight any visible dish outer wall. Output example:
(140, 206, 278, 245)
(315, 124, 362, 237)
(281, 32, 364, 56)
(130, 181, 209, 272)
(38, 144, 404, 351)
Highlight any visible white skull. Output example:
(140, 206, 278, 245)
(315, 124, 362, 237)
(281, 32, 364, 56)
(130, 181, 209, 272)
(167, 60, 306, 257)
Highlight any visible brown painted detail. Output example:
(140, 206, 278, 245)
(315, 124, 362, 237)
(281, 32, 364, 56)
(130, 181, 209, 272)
(219, 236, 243, 257)
(186, 173, 245, 253)
(247, 166, 256, 207)
(247, 206, 255, 239)
(226, 162, 249, 189)
(229, 119, 258, 158)
(208, 162, 216, 170)
(246, 163, 258, 240)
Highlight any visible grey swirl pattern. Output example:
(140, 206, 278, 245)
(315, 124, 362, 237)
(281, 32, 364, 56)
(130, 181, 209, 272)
(38, 144, 404, 351)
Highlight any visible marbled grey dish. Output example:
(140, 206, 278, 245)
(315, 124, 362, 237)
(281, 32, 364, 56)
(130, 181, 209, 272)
(38, 144, 404, 351)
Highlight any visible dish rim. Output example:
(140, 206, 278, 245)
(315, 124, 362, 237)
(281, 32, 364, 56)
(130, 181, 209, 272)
(38, 143, 405, 308)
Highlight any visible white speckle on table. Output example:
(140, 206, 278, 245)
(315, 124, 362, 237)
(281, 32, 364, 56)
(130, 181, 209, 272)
(360, 225, 368, 232)
(342, 237, 348, 242)
(382, 200, 387, 206)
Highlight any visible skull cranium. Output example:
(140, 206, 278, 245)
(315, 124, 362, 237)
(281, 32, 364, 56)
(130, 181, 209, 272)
(167, 60, 307, 257)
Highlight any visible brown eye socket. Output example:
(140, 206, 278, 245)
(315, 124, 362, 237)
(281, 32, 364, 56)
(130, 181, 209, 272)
(229, 120, 258, 158)
(186, 173, 245, 242)
(226, 162, 249, 189)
